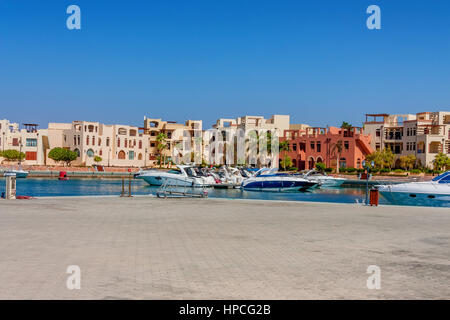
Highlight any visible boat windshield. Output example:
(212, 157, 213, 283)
(432, 171, 450, 183)
(168, 169, 181, 174)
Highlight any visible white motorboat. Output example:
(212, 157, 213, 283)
(241, 168, 318, 192)
(140, 165, 216, 187)
(377, 171, 450, 207)
(301, 169, 346, 188)
(2, 168, 29, 178)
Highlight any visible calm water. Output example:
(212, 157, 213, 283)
(0, 177, 383, 205)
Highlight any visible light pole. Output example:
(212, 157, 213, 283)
(19, 138, 23, 166)
(145, 148, 147, 168)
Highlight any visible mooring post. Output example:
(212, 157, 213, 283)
(120, 177, 125, 197)
(128, 174, 132, 197)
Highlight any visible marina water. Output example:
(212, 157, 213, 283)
(1, 177, 382, 205)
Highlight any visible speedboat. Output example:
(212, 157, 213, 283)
(2, 169, 29, 178)
(300, 169, 346, 188)
(241, 168, 318, 192)
(377, 171, 450, 207)
(140, 165, 216, 187)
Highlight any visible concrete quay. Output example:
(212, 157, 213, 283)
(0, 197, 449, 299)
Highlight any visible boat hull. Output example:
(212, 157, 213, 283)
(3, 171, 28, 178)
(379, 191, 450, 207)
(142, 175, 209, 187)
(242, 178, 316, 192)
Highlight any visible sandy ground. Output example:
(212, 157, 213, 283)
(0, 196, 449, 299)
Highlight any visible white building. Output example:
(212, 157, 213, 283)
(363, 111, 450, 168)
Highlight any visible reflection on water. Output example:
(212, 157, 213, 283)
(0, 178, 383, 205)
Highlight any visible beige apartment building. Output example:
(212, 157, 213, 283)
(364, 111, 450, 168)
(0, 119, 48, 165)
(47, 121, 148, 167)
(143, 116, 202, 166)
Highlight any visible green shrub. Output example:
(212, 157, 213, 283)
(315, 162, 326, 172)
(379, 168, 390, 174)
(325, 167, 333, 173)
(394, 169, 404, 173)
(1, 149, 25, 161)
(410, 169, 421, 174)
(94, 156, 102, 163)
(346, 167, 356, 173)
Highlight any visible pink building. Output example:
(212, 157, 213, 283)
(281, 126, 373, 170)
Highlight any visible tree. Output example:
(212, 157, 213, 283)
(398, 154, 416, 170)
(365, 150, 384, 168)
(279, 140, 291, 171)
(315, 162, 326, 172)
(341, 122, 353, 130)
(48, 147, 78, 166)
(94, 156, 102, 163)
(331, 140, 343, 173)
(1, 149, 25, 162)
(433, 152, 450, 171)
(156, 132, 168, 168)
(280, 155, 293, 171)
(381, 148, 395, 169)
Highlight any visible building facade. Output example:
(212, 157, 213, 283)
(0, 120, 48, 165)
(143, 117, 203, 166)
(281, 126, 373, 170)
(205, 115, 296, 165)
(47, 121, 148, 167)
(363, 111, 450, 168)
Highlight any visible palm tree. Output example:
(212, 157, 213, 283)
(331, 140, 343, 173)
(279, 140, 290, 171)
(156, 132, 168, 168)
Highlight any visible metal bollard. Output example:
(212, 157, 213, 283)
(120, 177, 125, 197)
(128, 175, 132, 197)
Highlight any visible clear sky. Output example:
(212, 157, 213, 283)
(1, 0, 449, 129)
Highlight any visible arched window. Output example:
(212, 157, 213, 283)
(74, 148, 80, 157)
(86, 149, 94, 157)
(117, 138, 120, 147)
(138, 153, 143, 160)
(118, 150, 126, 160)
(340, 157, 347, 168)
(308, 157, 315, 169)
(118, 128, 127, 135)
(86, 135, 89, 145)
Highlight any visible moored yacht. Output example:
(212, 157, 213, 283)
(377, 171, 450, 207)
(241, 168, 317, 192)
(2, 168, 29, 178)
(300, 169, 346, 188)
(140, 165, 216, 187)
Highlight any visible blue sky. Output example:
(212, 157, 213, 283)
(1, 0, 449, 128)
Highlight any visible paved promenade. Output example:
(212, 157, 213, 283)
(0, 197, 449, 299)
